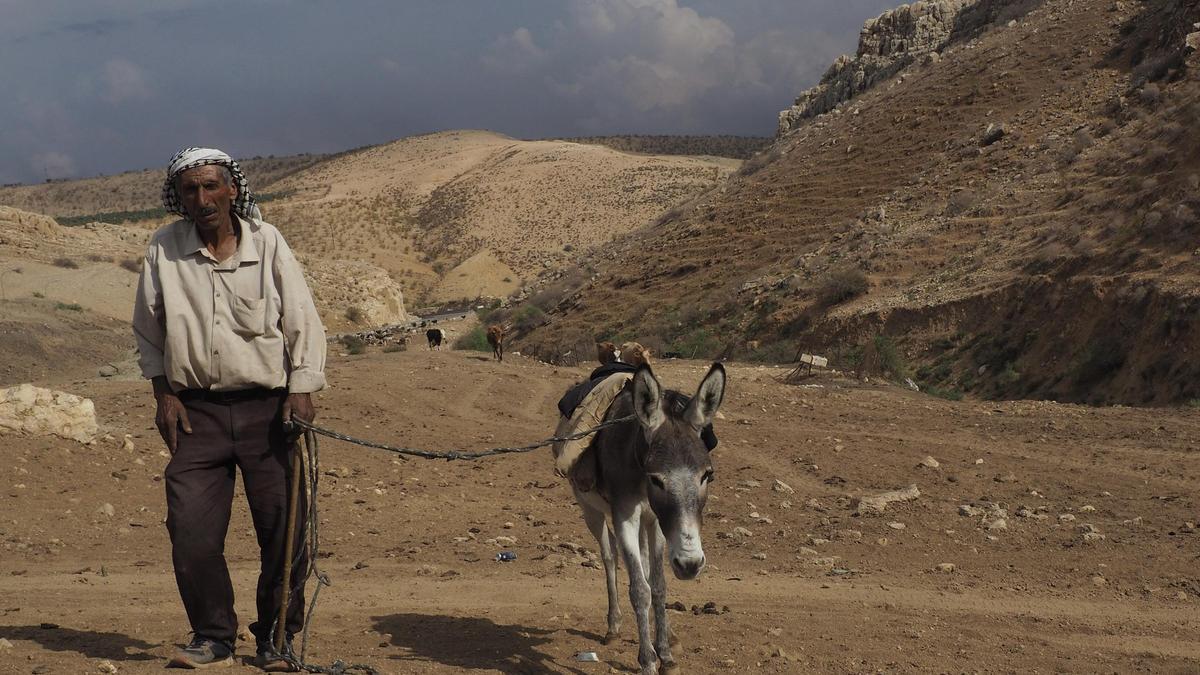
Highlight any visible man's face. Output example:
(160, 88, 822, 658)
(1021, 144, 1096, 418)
(176, 164, 236, 232)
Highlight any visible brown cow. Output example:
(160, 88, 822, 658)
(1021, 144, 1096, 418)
(486, 324, 505, 361)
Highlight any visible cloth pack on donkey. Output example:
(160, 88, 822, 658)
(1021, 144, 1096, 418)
(553, 360, 717, 492)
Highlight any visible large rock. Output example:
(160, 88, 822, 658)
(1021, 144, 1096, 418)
(778, 0, 1027, 133)
(0, 384, 98, 444)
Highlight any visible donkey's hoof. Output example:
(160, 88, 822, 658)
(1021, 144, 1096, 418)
(661, 662, 682, 675)
(602, 631, 620, 646)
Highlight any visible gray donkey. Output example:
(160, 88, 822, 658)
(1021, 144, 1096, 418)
(572, 362, 726, 675)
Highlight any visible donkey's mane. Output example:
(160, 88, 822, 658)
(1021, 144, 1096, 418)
(661, 389, 694, 419)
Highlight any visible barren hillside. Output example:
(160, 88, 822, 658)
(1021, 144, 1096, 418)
(262, 131, 737, 303)
(517, 0, 1200, 406)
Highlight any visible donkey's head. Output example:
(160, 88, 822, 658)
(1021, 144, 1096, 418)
(630, 362, 726, 580)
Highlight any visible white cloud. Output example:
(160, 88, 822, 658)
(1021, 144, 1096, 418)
(102, 58, 150, 104)
(482, 27, 548, 75)
(31, 151, 77, 179)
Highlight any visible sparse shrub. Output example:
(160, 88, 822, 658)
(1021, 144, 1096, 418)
(119, 258, 142, 273)
(454, 326, 491, 352)
(87, 253, 113, 263)
(32, 291, 44, 298)
(816, 267, 869, 306)
(382, 343, 406, 353)
(341, 335, 366, 355)
(925, 385, 964, 401)
(1138, 83, 1162, 107)
(874, 335, 909, 379)
(513, 305, 546, 332)
(55, 302, 83, 311)
(669, 328, 721, 359)
(52, 257, 79, 269)
(344, 306, 365, 324)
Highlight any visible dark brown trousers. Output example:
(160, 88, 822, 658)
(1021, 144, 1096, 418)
(165, 388, 307, 647)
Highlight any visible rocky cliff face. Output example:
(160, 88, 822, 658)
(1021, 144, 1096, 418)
(777, 0, 1032, 133)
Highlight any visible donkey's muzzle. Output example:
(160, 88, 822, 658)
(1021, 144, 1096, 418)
(670, 554, 705, 580)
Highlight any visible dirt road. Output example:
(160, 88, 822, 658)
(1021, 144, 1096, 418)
(1, 350, 1198, 673)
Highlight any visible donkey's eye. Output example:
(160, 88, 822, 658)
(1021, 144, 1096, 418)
(648, 475, 666, 490)
(701, 470, 714, 484)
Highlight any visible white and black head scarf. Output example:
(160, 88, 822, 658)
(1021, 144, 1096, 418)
(161, 147, 261, 220)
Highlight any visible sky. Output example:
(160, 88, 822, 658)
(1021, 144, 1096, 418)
(0, 0, 896, 185)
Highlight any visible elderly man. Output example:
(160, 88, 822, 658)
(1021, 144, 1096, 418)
(133, 147, 326, 671)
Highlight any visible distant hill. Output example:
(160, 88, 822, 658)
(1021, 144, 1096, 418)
(0, 154, 329, 222)
(517, 0, 1200, 406)
(0, 131, 738, 326)
(551, 135, 771, 159)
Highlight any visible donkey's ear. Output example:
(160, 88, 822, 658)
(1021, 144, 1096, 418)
(631, 363, 666, 434)
(684, 362, 726, 430)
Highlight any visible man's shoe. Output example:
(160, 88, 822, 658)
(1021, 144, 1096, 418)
(168, 636, 234, 669)
(255, 641, 299, 672)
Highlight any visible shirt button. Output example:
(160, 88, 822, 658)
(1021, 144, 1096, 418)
(215, 292, 221, 298)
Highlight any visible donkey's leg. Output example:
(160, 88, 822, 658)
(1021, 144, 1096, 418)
(646, 520, 678, 674)
(580, 503, 621, 644)
(614, 506, 658, 675)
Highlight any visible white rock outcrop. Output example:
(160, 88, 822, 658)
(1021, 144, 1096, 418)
(0, 384, 99, 444)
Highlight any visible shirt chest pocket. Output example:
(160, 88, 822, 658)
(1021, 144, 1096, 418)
(229, 295, 267, 338)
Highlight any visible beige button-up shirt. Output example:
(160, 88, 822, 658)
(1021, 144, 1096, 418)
(132, 215, 327, 393)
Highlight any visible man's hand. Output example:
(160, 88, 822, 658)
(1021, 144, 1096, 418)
(152, 376, 191, 454)
(282, 392, 316, 438)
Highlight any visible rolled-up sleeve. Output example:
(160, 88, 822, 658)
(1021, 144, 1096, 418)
(132, 243, 166, 380)
(273, 237, 327, 393)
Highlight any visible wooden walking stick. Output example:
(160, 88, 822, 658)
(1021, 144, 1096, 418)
(275, 431, 304, 655)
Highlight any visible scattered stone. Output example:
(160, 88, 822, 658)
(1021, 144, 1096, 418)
(98, 503, 115, 518)
(1015, 506, 1033, 518)
(353, 561, 369, 570)
(733, 527, 753, 538)
(1091, 576, 1107, 587)
(97, 661, 118, 674)
(917, 456, 940, 470)
(1059, 514, 1076, 522)
(121, 435, 134, 452)
(887, 522, 906, 530)
(751, 552, 767, 561)
(495, 536, 517, 546)
(737, 480, 761, 489)
(772, 479, 795, 495)
(1079, 524, 1105, 543)
(959, 505, 983, 517)
(935, 563, 956, 573)
(0, 638, 12, 649)
(1177, 591, 1190, 601)
(834, 529, 862, 542)
(1079, 505, 1096, 512)
(981, 123, 1006, 146)
(984, 518, 1007, 531)
(854, 485, 920, 516)
(994, 473, 1018, 483)
(1186, 31, 1200, 55)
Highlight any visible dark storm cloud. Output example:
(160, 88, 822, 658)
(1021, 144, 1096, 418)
(0, 0, 895, 185)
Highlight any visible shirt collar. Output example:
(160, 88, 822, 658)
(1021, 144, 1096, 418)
(176, 214, 261, 264)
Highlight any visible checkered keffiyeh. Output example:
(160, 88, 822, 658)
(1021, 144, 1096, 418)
(161, 147, 260, 219)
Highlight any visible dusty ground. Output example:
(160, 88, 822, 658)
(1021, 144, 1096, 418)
(1, 349, 1198, 674)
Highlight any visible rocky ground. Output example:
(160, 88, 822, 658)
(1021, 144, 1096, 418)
(1, 349, 1198, 673)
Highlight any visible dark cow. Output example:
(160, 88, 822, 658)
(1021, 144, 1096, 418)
(426, 328, 446, 350)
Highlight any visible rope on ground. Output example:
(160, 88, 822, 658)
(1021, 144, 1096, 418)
(261, 414, 636, 672)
